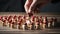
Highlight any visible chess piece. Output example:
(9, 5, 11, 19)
(2, 16, 7, 27)
(25, 16, 31, 30)
(30, 17, 35, 30)
(18, 21, 21, 29)
(48, 19, 51, 28)
(8, 16, 13, 28)
(0, 16, 2, 21)
(17, 16, 22, 29)
(50, 18, 53, 28)
(30, 22, 35, 30)
(52, 17, 57, 28)
(39, 16, 43, 29)
(34, 16, 39, 30)
(0, 16, 3, 25)
(12, 16, 17, 29)
(13, 15, 17, 29)
(35, 21, 39, 30)
(43, 16, 48, 29)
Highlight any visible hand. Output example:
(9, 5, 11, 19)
(24, 0, 50, 14)
(24, 0, 33, 13)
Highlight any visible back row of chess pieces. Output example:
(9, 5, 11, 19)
(0, 15, 57, 30)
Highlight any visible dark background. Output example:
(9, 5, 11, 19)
(0, 0, 60, 13)
(0, 0, 25, 12)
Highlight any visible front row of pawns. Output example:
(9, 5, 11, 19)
(0, 15, 57, 30)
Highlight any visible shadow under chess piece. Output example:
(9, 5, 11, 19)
(48, 21, 51, 28)
(30, 23, 35, 30)
(22, 23, 28, 30)
(18, 23, 21, 29)
(35, 23, 40, 30)
(8, 20, 12, 28)
(42, 24, 46, 29)
(3, 20, 7, 27)
(12, 22, 17, 29)
(40, 23, 43, 30)
(12, 22, 14, 29)
(14, 23, 17, 29)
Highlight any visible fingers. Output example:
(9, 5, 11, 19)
(24, 0, 33, 13)
(28, 0, 49, 13)
(28, 0, 37, 13)
(24, 0, 29, 13)
(24, 0, 37, 14)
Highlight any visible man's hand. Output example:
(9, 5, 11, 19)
(24, 0, 49, 14)
(24, 0, 33, 13)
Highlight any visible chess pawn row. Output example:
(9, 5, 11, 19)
(0, 15, 57, 30)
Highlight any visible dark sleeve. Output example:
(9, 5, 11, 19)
(40, 1, 60, 13)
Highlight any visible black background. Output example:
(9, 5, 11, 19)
(0, 0, 60, 13)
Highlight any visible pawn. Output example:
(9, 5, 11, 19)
(17, 17, 21, 29)
(39, 16, 43, 29)
(12, 20, 17, 29)
(7, 16, 11, 28)
(11, 22, 14, 29)
(18, 22, 21, 29)
(52, 17, 57, 27)
(3, 20, 7, 27)
(2, 16, 7, 27)
(30, 22, 35, 30)
(0, 16, 3, 21)
(22, 23, 27, 30)
(48, 19, 51, 28)
(0, 16, 3, 26)
(35, 22, 39, 30)
(43, 16, 48, 29)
